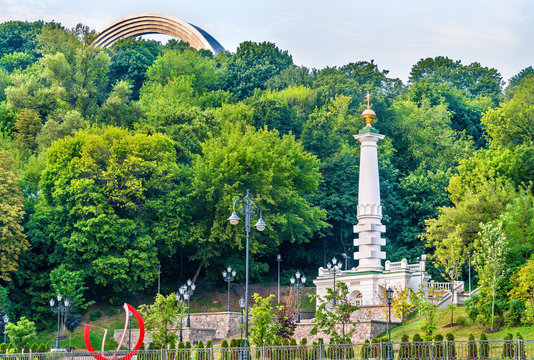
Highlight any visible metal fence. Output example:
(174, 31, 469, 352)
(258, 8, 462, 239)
(1, 339, 534, 360)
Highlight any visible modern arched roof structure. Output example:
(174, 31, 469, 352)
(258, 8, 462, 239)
(93, 12, 225, 54)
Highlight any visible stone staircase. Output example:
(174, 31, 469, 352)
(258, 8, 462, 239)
(423, 280, 474, 309)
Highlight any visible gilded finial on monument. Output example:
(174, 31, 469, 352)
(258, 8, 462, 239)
(361, 92, 376, 127)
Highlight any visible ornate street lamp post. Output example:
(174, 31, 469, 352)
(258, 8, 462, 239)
(386, 287, 394, 360)
(180, 280, 196, 328)
(2, 315, 7, 344)
(223, 266, 237, 312)
(276, 255, 282, 304)
(128, 311, 133, 351)
(49, 294, 69, 349)
(239, 297, 245, 357)
(228, 189, 267, 357)
(290, 271, 306, 323)
(326, 257, 343, 305)
(176, 287, 188, 342)
(1, 308, 8, 345)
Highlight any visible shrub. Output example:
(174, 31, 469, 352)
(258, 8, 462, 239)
(433, 334, 444, 358)
(468, 334, 477, 360)
(30, 343, 38, 352)
(504, 299, 525, 326)
(517, 333, 526, 360)
(370, 338, 380, 359)
(412, 333, 423, 359)
(89, 310, 102, 321)
(220, 340, 229, 360)
(502, 333, 514, 359)
(361, 340, 370, 360)
(177, 342, 186, 360)
(0, 343, 5, 353)
(196, 341, 207, 360)
(399, 334, 411, 359)
(185, 341, 192, 360)
(107, 308, 118, 316)
(479, 333, 489, 360)
(456, 316, 468, 327)
(446, 333, 456, 360)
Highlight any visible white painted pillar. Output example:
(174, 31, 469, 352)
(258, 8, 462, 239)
(353, 129, 386, 272)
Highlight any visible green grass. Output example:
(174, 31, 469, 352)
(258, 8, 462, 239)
(387, 307, 534, 341)
(35, 306, 129, 351)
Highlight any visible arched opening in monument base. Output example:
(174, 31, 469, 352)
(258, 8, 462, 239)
(349, 290, 363, 306)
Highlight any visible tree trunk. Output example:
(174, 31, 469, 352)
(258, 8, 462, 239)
(192, 261, 204, 284)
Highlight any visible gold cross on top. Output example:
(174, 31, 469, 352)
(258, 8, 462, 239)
(365, 92, 371, 109)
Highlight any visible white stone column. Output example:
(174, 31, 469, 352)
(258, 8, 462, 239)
(353, 129, 386, 272)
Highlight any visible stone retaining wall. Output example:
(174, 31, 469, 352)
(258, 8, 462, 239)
(116, 306, 398, 346)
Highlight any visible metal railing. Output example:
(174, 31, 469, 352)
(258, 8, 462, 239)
(0, 339, 533, 360)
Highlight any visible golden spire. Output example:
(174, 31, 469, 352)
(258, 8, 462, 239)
(361, 92, 376, 127)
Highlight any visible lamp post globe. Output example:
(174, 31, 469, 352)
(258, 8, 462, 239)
(228, 189, 267, 359)
(223, 266, 236, 312)
(290, 271, 306, 323)
(180, 280, 196, 328)
(50, 294, 69, 350)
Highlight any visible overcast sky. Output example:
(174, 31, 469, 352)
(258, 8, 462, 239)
(0, 0, 532, 83)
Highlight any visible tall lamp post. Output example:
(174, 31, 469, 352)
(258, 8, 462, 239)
(176, 288, 187, 342)
(223, 266, 236, 312)
(128, 311, 133, 351)
(2, 315, 7, 344)
(239, 298, 245, 353)
(276, 255, 282, 304)
(386, 288, 394, 360)
(180, 280, 196, 328)
(228, 189, 267, 356)
(49, 294, 69, 350)
(290, 271, 306, 323)
(0, 304, 9, 344)
(326, 257, 343, 305)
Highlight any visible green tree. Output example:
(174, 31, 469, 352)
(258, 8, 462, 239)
(187, 124, 327, 275)
(509, 256, 534, 304)
(36, 109, 88, 150)
(35, 126, 181, 295)
(222, 41, 293, 100)
(310, 282, 359, 342)
(108, 38, 161, 99)
(97, 81, 141, 128)
(0, 52, 34, 73)
(482, 75, 534, 148)
(473, 220, 509, 330)
(412, 289, 438, 337)
(139, 293, 184, 349)
(49, 264, 92, 312)
(505, 67, 534, 99)
(249, 293, 279, 346)
(429, 227, 465, 325)
(4, 317, 36, 351)
(391, 287, 414, 332)
(14, 108, 41, 151)
(0, 21, 43, 60)
(0, 150, 28, 280)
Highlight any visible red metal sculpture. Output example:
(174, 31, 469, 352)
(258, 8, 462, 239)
(84, 303, 145, 360)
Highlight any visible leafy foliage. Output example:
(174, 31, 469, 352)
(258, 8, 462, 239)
(310, 282, 359, 342)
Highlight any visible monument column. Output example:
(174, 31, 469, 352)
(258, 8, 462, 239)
(353, 101, 386, 272)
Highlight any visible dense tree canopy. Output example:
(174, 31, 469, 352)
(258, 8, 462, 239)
(0, 19, 531, 332)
